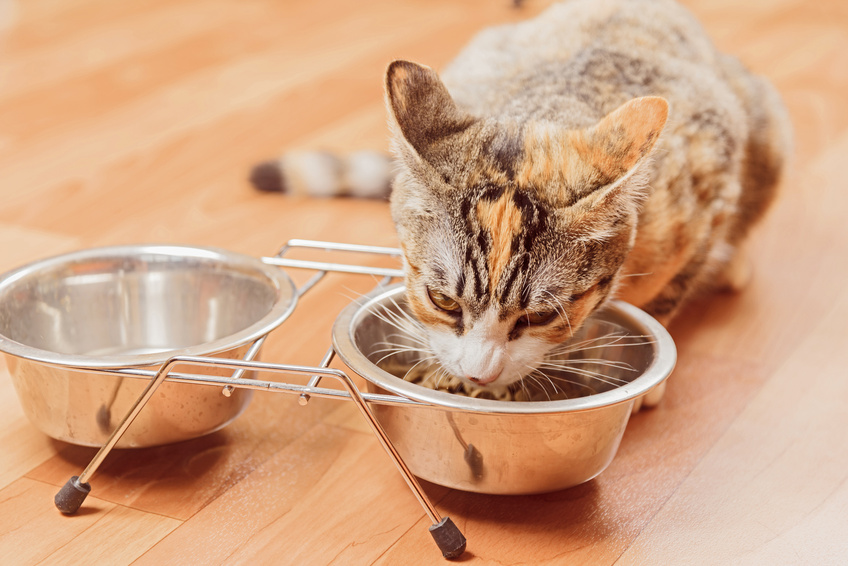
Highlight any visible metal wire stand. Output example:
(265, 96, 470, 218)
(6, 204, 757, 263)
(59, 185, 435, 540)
(53, 240, 466, 559)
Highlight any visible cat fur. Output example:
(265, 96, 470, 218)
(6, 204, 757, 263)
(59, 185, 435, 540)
(384, 0, 791, 389)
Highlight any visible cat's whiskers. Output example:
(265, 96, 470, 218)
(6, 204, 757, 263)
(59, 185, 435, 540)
(369, 334, 429, 366)
(364, 299, 441, 375)
(540, 289, 572, 336)
(372, 346, 434, 367)
(541, 357, 635, 372)
(374, 330, 429, 351)
(400, 355, 440, 383)
(370, 341, 429, 354)
(538, 362, 631, 388)
(368, 308, 415, 335)
(370, 342, 431, 357)
(513, 367, 530, 400)
(367, 298, 477, 395)
(528, 365, 599, 398)
(522, 369, 556, 401)
(374, 302, 420, 331)
(618, 271, 653, 279)
(368, 304, 429, 346)
(548, 332, 654, 356)
(432, 365, 453, 390)
(339, 285, 382, 309)
(519, 361, 562, 399)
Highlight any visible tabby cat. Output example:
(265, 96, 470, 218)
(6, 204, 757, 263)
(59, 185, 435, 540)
(254, 0, 791, 398)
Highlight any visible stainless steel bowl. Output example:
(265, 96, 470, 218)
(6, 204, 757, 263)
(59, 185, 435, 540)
(0, 245, 297, 448)
(333, 285, 676, 494)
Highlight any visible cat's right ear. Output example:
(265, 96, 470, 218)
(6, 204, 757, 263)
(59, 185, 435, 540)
(385, 60, 475, 160)
(570, 96, 669, 195)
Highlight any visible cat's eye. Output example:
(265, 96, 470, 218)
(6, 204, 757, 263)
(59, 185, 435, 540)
(522, 310, 558, 326)
(427, 288, 461, 314)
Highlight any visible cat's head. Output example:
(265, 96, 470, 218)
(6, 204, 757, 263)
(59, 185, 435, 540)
(385, 60, 667, 390)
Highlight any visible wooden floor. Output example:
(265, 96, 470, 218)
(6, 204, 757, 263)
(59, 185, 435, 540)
(1, 0, 846, 563)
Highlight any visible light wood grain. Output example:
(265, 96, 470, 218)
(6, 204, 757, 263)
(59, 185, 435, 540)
(0, 0, 846, 564)
(620, 287, 848, 564)
(0, 478, 179, 565)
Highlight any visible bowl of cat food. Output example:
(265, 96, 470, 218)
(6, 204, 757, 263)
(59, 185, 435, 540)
(0, 244, 297, 448)
(333, 284, 676, 494)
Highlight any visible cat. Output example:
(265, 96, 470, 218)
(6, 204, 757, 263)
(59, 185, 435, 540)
(253, 0, 791, 398)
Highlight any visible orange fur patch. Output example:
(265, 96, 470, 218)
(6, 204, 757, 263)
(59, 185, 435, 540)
(517, 97, 668, 199)
(567, 129, 627, 183)
(387, 63, 412, 113)
(573, 96, 669, 181)
(476, 190, 523, 290)
(516, 124, 562, 188)
(616, 219, 695, 308)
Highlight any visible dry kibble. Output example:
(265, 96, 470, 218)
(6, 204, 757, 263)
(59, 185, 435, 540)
(380, 361, 529, 400)
(379, 361, 599, 402)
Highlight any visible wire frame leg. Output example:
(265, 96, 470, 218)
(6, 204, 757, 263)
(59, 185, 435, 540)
(330, 364, 466, 559)
(54, 354, 181, 514)
(55, 355, 466, 559)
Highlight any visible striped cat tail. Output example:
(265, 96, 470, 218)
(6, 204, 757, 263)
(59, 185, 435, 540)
(249, 150, 394, 199)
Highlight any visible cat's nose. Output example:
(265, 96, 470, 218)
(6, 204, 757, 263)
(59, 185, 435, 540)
(467, 373, 499, 386)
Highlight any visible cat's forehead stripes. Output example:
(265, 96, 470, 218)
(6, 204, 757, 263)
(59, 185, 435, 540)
(494, 191, 549, 307)
(455, 185, 550, 315)
(476, 188, 523, 290)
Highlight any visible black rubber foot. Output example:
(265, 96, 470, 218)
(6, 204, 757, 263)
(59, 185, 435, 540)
(429, 516, 467, 559)
(55, 476, 91, 515)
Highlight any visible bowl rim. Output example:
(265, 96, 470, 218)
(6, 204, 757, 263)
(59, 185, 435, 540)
(0, 244, 298, 368)
(332, 284, 677, 415)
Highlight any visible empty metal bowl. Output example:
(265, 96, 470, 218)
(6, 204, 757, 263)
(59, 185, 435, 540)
(333, 285, 676, 494)
(0, 245, 297, 448)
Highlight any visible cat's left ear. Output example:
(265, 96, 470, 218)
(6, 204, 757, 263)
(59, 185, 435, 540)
(570, 96, 669, 201)
(385, 60, 475, 162)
